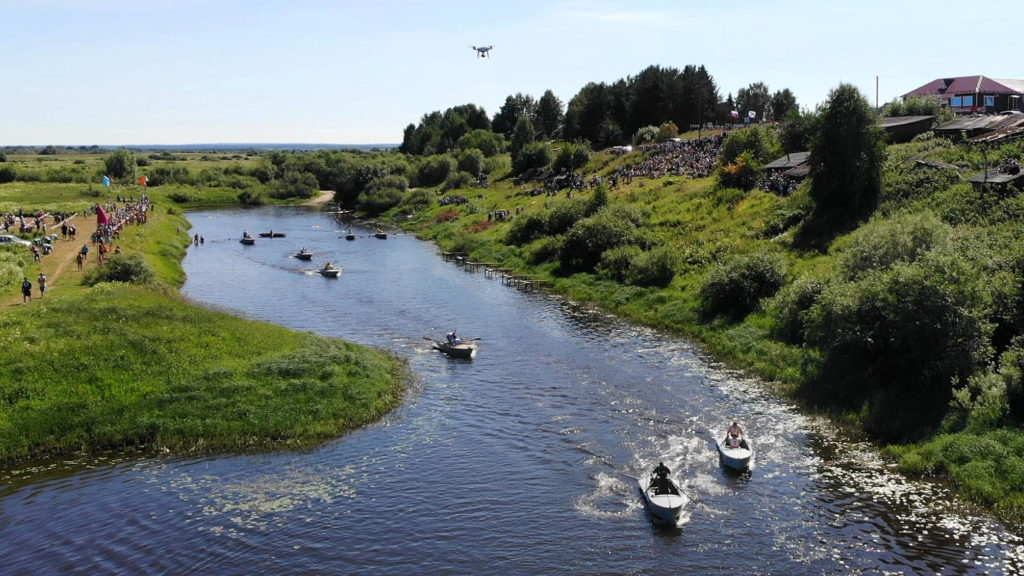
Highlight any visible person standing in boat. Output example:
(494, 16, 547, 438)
(446, 329, 460, 345)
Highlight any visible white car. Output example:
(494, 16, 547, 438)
(0, 234, 32, 247)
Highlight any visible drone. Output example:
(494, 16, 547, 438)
(471, 45, 493, 58)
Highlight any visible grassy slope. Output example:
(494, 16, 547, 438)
(0, 169, 407, 465)
(395, 133, 1024, 525)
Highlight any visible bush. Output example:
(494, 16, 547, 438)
(237, 191, 266, 206)
(357, 187, 403, 214)
(0, 166, 16, 183)
(633, 126, 658, 145)
(701, 250, 787, 321)
(416, 155, 454, 187)
(765, 274, 829, 344)
(598, 244, 643, 282)
(628, 246, 678, 287)
(717, 151, 761, 191)
(803, 252, 991, 440)
(512, 141, 552, 175)
(83, 253, 155, 285)
(442, 171, 474, 191)
(552, 142, 592, 175)
(656, 122, 679, 142)
(559, 210, 640, 272)
(456, 148, 485, 176)
(835, 211, 950, 280)
(401, 188, 433, 211)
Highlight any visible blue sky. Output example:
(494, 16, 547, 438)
(3, 0, 1021, 146)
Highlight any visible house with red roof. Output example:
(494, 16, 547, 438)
(903, 76, 1024, 114)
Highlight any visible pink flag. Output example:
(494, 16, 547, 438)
(96, 205, 109, 225)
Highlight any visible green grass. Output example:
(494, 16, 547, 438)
(0, 161, 407, 466)
(0, 284, 406, 463)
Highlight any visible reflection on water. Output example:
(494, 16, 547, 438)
(1, 206, 1022, 575)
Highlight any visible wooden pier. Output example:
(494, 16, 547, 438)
(439, 250, 549, 292)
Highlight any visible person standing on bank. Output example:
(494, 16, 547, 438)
(37, 272, 46, 298)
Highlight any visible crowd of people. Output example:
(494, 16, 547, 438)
(9, 196, 154, 305)
(612, 135, 724, 184)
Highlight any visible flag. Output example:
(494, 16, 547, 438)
(730, 110, 740, 119)
(140, 175, 148, 187)
(103, 175, 111, 187)
(96, 205, 109, 225)
(748, 110, 757, 119)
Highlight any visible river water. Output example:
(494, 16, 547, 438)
(2, 205, 1022, 574)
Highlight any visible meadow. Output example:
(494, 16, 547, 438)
(0, 152, 407, 465)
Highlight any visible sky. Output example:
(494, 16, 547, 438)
(3, 0, 1022, 146)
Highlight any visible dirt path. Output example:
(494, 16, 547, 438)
(2, 214, 99, 308)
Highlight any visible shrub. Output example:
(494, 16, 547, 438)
(628, 246, 678, 287)
(83, 253, 155, 285)
(356, 187, 403, 214)
(835, 211, 950, 280)
(237, 191, 266, 206)
(417, 155, 454, 187)
(701, 250, 787, 321)
(633, 126, 658, 145)
(803, 252, 991, 440)
(442, 171, 474, 191)
(400, 188, 433, 211)
(717, 151, 761, 191)
(559, 210, 640, 272)
(765, 274, 829, 344)
(552, 142, 592, 175)
(656, 122, 679, 142)
(456, 148, 485, 176)
(512, 141, 553, 175)
(0, 166, 16, 183)
(598, 244, 643, 282)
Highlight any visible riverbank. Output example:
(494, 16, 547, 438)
(0, 184, 407, 465)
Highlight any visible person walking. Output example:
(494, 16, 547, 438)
(21, 277, 32, 302)
(37, 273, 46, 298)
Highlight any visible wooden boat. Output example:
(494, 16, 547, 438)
(717, 436, 753, 472)
(638, 471, 688, 524)
(345, 231, 356, 241)
(295, 250, 313, 261)
(431, 339, 475, 359)
(240, 236, 255, 245)
(373, 229, 387, 239)
(259, 231, 286, 238)
(318, 266, 341, 278)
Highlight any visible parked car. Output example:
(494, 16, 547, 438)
(0, 234, 32, 247)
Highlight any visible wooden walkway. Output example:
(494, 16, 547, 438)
(439, 251, 550, 292)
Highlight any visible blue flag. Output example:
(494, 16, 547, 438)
(103, 175, 111, 187)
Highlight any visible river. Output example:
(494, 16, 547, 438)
(1, 205, 1022, 574)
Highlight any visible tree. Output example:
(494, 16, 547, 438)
(736, 82, 771, 122)
(456, 129, 504, 157)
(769, 89, 798, 122)
(509, 115, 536, 158)
(781, 108, 819, 153)
(808, 83, 886, 218)
(535, 90, 564, 139)
(492, 93, 537, 137)
(104, 148, 137, 179)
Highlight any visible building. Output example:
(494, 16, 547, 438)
(903, 76, 1024, 114)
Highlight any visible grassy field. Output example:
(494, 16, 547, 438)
(0, 158, 407, 465)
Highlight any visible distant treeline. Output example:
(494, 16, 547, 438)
(400, 64, 800, 155)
